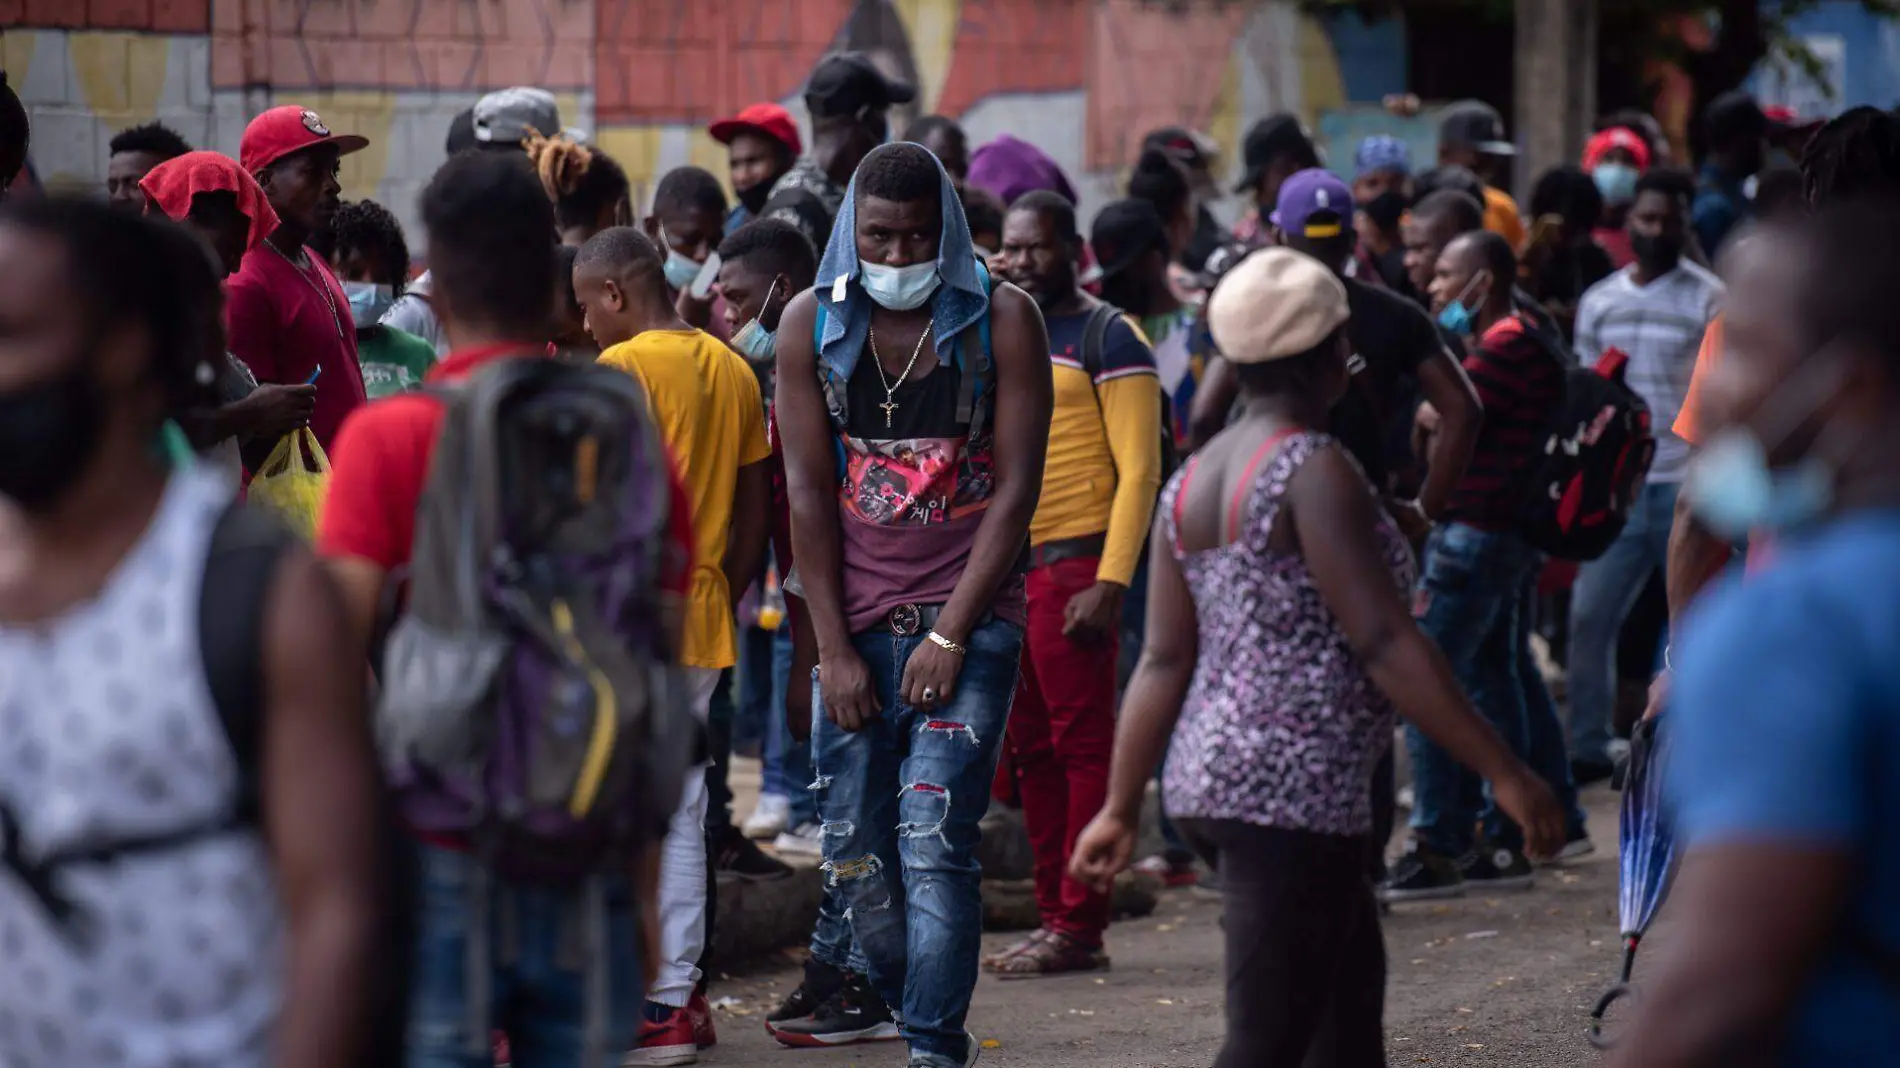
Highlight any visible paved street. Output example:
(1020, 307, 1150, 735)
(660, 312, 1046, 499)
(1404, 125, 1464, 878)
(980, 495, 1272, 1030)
(701, 782, 1627, 1067)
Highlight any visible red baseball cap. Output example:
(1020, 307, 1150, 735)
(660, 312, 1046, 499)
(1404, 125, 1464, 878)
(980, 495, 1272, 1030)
(240, 106, 369, 175)
(708, 103, 802, 157)
(1582, 126, 1651, 172)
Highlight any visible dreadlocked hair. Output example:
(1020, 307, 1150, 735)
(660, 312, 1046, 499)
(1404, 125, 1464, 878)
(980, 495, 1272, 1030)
(1801, 106, 1900, 207)
(525, 133, 630, 231)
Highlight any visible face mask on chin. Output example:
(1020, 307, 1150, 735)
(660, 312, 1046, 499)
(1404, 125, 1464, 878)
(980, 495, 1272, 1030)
(0, 362, 107, 512)
(1434, 270, 1490, 337)
(1684, 349, 1858, 540)
(662, 251, 702, 292)
(736, 181, 772, 216)
(730, 277, 781, 364)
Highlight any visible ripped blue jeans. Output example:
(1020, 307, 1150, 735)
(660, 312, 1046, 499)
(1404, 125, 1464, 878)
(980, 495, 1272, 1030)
(812, 617, 1023, 1067)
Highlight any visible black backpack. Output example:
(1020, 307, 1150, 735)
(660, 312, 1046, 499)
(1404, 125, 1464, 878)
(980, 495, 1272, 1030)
(1515, 343, 1655, 561)
(1078, 302, 1180, 477)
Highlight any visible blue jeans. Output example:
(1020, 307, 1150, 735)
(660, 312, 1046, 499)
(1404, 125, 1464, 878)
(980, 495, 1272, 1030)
(406, 844, 643, 1068)
(1566, 481, 1678, 765)
(1406, 523, 1586, 857)
(813, 617, 1024, 1067)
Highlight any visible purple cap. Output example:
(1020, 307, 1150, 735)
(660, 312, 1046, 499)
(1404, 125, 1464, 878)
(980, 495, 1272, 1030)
(1270, 167, 1354, 239)
(966, 134, 1077, 207)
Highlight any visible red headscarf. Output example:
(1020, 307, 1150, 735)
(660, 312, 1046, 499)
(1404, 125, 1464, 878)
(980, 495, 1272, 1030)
(138, 150, 279, 251)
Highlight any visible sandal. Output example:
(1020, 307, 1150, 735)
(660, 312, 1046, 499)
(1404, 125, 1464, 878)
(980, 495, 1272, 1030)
(991, 930, 1110, 980)
(981, 928, 1050, 971)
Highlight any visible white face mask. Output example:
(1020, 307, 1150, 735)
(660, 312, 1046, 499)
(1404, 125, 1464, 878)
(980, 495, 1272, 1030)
(858, 260, 940, 311)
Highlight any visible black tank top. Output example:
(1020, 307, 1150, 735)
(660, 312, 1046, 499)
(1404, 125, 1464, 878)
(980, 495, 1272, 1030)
(844, 350, 962, 439)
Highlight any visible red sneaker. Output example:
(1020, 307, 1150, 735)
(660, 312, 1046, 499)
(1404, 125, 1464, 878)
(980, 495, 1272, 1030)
(624, 1005, 698, 1066)
(1133, 853, 1199, 889)
(687, 990, 718, 1049)
(492, 1030, 511, 1067)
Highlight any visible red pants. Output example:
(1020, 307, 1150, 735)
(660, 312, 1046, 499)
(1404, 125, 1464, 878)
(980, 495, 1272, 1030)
(1005, 555, 1118, 945)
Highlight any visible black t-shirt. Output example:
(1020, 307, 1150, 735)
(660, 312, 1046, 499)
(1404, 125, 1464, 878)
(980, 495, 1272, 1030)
(1330, 277, 1447, 490)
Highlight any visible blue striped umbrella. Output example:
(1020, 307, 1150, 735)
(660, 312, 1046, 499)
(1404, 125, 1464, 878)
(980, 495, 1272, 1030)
(1589, 715, 1677, 1049)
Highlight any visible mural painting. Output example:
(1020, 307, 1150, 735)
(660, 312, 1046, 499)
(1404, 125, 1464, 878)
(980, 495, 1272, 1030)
(3, 0, 1397, 248)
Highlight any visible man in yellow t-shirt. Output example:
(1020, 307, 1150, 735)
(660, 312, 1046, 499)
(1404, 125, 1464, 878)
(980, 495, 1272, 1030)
(573, 225, 772, 1061)
(1438, 100, 1528, 250)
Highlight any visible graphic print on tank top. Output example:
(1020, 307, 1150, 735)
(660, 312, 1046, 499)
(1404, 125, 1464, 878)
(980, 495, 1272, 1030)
(840, 350, 995, 527)
(831, 343, 1021, 634)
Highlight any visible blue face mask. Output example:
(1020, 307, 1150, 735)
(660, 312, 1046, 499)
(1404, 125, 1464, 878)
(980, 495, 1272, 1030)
(858, 260, 940, 311)
(1682, 429, 1831, 541)
(1682, 351, 1853, 540)
(1592, 162, 1640, 205)
(1434, 270, 1490, 337)
(662, 250, 702, 292)
(342, 281, 394, 328)
(730, 278, 781, 364)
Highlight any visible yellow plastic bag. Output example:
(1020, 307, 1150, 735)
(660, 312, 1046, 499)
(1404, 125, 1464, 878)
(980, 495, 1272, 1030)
(249, 427, 331, 539)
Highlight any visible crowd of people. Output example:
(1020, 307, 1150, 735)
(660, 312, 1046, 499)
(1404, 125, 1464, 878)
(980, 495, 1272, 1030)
(1, 47, 1897, 1068)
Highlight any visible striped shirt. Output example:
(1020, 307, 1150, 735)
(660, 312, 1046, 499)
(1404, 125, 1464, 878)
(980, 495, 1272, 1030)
(1574, 261, 1724, 483)
(1444, 313, 1563, 530)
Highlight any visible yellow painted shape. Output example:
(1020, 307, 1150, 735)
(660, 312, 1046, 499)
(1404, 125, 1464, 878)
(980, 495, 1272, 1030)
(297, 90, 398, 198)
(1296, 14, 1347, 123)
(1207, 42, 1243, 170)
(3, 31, 38, 91)
(687, 130, 733, 201)
(69, 32, 166, 120)
(891, 0, 963, 112)
(595, 126, 664, 215)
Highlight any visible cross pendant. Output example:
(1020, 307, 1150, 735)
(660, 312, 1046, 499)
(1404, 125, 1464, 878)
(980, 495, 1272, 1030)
(879, 399, 898, 428)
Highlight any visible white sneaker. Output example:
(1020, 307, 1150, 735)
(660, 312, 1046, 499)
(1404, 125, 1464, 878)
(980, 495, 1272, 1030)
(774, 821, 824, 857)
(742, 794, 792, 840)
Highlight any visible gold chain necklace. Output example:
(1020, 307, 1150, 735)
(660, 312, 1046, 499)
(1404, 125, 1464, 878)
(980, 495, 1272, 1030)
(266, 242, 346, 344)
(868, 318, 934, 429)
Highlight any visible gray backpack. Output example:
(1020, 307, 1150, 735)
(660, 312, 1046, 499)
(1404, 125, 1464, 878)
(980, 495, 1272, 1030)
(375, 353, 696, 1061)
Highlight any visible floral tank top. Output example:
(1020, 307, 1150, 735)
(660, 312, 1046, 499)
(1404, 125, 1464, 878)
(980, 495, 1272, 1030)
(1160, 431, 1417, 836)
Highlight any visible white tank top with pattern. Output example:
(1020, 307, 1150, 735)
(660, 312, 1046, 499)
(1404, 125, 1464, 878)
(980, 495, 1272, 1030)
(0, 465, 281, 1068)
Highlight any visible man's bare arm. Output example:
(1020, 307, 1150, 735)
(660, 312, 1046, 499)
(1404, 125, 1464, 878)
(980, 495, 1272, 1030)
(1667, 488, 1733, 620)
(928, 283, 1054, 645)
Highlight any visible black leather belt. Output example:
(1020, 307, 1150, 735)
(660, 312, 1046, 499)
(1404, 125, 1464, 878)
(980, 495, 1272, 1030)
(883, 604, 994, 637)
(1029, 532, 1106, 571)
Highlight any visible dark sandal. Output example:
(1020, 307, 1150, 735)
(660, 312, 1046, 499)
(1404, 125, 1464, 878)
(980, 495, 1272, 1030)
(992, 931, 1110, 980)
(981, 929, 1050, 971)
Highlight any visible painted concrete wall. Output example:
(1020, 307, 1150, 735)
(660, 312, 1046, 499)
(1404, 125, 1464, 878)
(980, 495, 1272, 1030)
(4, 0, 1404, 249)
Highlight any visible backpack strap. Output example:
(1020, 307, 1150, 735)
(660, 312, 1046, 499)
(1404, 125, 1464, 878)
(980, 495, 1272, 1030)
(1078, 302, 1121, 387)
(958, 261, 997, 438)
(199, 499, 299, 826)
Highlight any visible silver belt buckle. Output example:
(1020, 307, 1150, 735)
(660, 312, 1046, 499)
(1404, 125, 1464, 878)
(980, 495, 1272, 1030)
(889, 603, 923, 636)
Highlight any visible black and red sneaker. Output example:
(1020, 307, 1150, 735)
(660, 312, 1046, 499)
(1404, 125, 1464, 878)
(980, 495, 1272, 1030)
(767, 973, 900, 1047)
(765, 956, 845, 1029)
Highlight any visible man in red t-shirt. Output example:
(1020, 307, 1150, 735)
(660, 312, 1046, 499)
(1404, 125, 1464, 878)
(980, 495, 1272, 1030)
(319, 150, 694, 1065)
(226, 105, 371, 451)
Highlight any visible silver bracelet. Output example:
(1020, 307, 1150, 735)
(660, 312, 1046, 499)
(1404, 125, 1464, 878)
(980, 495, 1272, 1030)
(927, 630, 968, 655)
